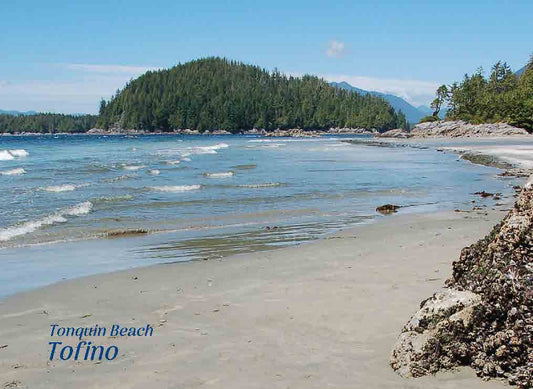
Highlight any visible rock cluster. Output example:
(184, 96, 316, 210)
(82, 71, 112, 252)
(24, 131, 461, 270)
(375, 129, 412, 138)
(263, 128, 322, 137)
(410, 121, 530, 138)
(391, 175, 533, 388)
(327, 127, 378, 135)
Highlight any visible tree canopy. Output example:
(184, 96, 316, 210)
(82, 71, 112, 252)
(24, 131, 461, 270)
(98, 57, 407, 132)
(429, 56, 533, 131)
(0, 113, 98, 134)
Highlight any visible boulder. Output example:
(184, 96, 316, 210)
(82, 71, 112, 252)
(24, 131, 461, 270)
(391, 174, 533, 388)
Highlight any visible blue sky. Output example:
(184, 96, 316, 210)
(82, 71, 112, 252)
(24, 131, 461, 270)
(1, 0, 532, 113)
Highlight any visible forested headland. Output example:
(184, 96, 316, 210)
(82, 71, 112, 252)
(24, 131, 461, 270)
(426, 56, 533, 131)
(0, 113, 98, 134)
(97, 57, 407, 132)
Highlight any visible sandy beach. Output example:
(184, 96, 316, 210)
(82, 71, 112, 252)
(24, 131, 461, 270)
(0, 205, 514, 389)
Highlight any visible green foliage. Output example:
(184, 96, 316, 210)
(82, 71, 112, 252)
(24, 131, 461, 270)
(441, 56, 533, 131)
(0, 113, 98, 134)
(98, 57, 406, 132)
(420, 115, 440, 123)
(430, 85, 448, 117)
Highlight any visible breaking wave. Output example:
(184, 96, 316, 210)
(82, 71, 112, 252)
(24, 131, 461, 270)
(121, 164, 146, 171)
(203, 171, 235, 178)
(40, 183, 89, 192)
(237, 182, 283, 188)
(148, 185, 201, 192)
(8, 149, 29, 158)
(181, 143, 229, 157)
(0, 201, 92, 242)
(1, 168, 26, 176)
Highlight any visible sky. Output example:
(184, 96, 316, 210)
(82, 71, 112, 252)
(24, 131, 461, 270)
(1, 0, 532, 114)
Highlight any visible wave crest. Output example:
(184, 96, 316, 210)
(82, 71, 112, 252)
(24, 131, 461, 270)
(1, 168, 26, 176)
(203, 171, 235, 178)
(0, 201, 92, 242)
(148, 185, 201, 192)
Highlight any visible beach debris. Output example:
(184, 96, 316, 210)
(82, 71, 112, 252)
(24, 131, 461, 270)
(376, 204, 401, 214)
(0, 345, 7, 349)
(3, 381, 22, 388)
(391, 175, 533, 388)
(474, 190, 495, 198)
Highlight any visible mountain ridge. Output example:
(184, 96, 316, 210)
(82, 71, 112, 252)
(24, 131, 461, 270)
(329, 81, 433, 124)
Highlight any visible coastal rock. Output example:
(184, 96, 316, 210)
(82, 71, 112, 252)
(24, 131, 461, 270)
(264, 128, 323, 137)
(410, 120, 530, 138)
(375, 129, 412, 138)
(242, 128, 267, 135)
(86, 128, 107, 135)
(376, 204, 401, 214)
(391, 174, 533, 388)
(391, 289, 481, 378)
(327, 127, 378, 135)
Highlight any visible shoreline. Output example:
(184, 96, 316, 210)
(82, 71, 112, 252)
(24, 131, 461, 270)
(0, 207, 513, 388)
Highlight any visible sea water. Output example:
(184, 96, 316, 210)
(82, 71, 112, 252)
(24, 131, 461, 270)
(0, 134, 520, 297)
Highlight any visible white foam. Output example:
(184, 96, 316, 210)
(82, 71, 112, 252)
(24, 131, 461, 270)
(95, 194, 134, 202)
(182, 143, 229, 157)
(181, 157, 192, 162)
(203, 171, 235, 178)
(0, 151, 14, 161)
(1, 168, 26, 176)
(167, 160, 181, 165)
(149, 185, 201, 192)
(148, 169, 160, 175)
(122, 164, 146, 171)
(238, 182, 282, 188)
(64, 201, 93, 216)
(0, 201, 92, 242)
(8, 149, 29, 157)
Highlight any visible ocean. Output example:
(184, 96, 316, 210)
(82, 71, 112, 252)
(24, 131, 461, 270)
(0, 134, 518, 297)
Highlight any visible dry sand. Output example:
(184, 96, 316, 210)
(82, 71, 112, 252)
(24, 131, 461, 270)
(0, 208, 513, 389)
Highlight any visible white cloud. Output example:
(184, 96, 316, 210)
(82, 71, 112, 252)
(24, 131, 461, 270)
(324, 74, 440, 106)
(0, 80, 9, 87)
(65, 63, 160, 75)
(325, 40, 346, 59)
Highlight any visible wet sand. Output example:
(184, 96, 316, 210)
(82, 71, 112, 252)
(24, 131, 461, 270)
(0, 207, 512, 388)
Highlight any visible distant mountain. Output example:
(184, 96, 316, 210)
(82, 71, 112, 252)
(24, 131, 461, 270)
(330, 81, 439, 124)
(516, 66, 526, 77)
(0, 109, 38, 116)
(416, 105, 433, 116)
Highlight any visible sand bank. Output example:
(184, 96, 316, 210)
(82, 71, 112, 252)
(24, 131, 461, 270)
(0, 206, 514, 388)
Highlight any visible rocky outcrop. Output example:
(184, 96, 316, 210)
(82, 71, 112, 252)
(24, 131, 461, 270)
(263, 128, 323, 137)
(391, 175, 533, 388)
(327, 127, 377, 135)
(375, 129, 412, 138)
(411, 120, 530, 138)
